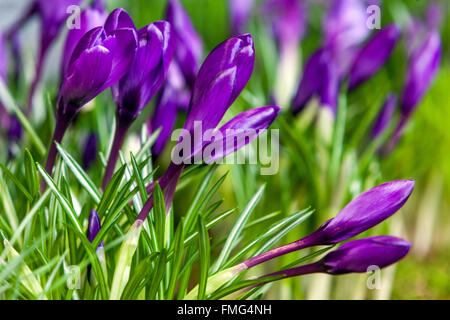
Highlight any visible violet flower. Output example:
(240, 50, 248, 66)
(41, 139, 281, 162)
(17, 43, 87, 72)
(62, 0, 107, 77)
(291, 48, 339, 115)
(101, 9, 174, 190)
(239, 180, 414, 269)
(371, 94, 397, 139)
(166, 0, 203, 88)
(228, 0, 254, 36)
(258, 236, 410, 282)
(387, 29, 441, 152)
(348, 25, 401, 91)
(136, 34, 280, 223)
(323, 0, 369, 76)
(0, 32, 7, 83)
(87, 209, 104, 247)
(82, 133, 98, 171)
(41, 21, 137, 192)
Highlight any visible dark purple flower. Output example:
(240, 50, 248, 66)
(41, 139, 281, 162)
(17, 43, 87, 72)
(349, 25, 401, 90)
(101, 9, 174, 190)
(241, 180, 414, 269)
(62, 2, 107, 76)
(228, 0, 254, 35)
(292, 47, 339, 115)
(0, 32, 7, 82)
(137, 34, 280, 223)
(82, 133, 98, 170)
(400, 29, 441, 119)
(41, 19, 137, 192)
(371, 94, 397, 139)
(166, 0, 203, 88)
(87, 209, 103, 246)
(258, 236, 410, 282)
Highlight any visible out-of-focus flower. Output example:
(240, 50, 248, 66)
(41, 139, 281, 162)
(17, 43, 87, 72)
(82, 132, 98, 170)
(41, 20, 137, 192)
(62, 0, 107, 76)
(349, 25, 401, 90)
(323, 0, 369, 76)
(371, 94, 397, 139)
(426, 1, 443, 29)
(101, 9, 174, 189)
(240, 180, 414, 269)
(166, 0, 203, 88)
(0, 32, 7, 82)
(258, 236, 410, 281)
(292, 48, 339, 115)
(137, 34, 280, 222)
(228, 0, 254, 35)
(262, 0, 307, 107)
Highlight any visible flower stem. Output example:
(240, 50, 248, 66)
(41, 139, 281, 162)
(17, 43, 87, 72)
(40, 116, 69, 192)
(101, 117, 131, 191)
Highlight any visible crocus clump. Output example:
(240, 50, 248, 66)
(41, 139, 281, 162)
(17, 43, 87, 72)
(41, 16, 137, 191)
(101, 9, 174, 189)
(136, 34, 280, 223)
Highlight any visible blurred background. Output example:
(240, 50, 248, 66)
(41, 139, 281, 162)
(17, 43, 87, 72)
(1, 0, 449, 299)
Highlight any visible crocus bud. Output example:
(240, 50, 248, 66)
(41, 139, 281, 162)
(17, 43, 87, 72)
(349, 25, 401, 90)
(87, 209, 103, 247)
(400, 29, 441, 120)
(228, 0, 254, 35)
(323, 0, 369, 76)
(371, 94, 397, 139)
(166, 0, 203, 88)
(82, 133, 98, 170)
(259, 236, 410, 281)
(62, 2, 107, 76)
(42, 22, 137, 191)
(112, 21, 174, 123)
(240, 180, 414, 269)
(292, 48, 338, 115)
(426, 2, 443, 30)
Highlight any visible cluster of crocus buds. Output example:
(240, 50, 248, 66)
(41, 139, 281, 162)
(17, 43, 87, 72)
(101, 8, 174, 189)
(148, 0, 203, 157)
(136, 34, 280, 223)
(292, 0, 400, 117)
(186, 180, 414, 299)
(41, 10, 138, 192)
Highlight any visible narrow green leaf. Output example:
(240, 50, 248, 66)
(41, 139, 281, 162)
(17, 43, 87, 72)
(197, 216, 210, 300)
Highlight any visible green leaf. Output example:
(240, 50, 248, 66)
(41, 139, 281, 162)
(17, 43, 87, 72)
(166, 220, 185, 300)
(153, 182, 166, 250)
(197, 216, 210, 300)
(211, 185, 265, 273)
(147, 249, 167, 300)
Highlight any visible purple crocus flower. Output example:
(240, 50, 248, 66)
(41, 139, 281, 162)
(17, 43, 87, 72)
(101, 9, 174, 190)
(386, 29, 441, 153)
(228, 0, 254, 35)
(348, 25, 401, 90)
(323, 0, 369, 76)
(371, 94, 397, 139)
(82, 133, 98, 171)
(292, 47, 339, 115)
(62, 1, 107, 77)
(87, 209, 103, 246)
(239, 180, 414, 269)
(166, 0, 203, 88)
(0, 32, 7, 82)
(136, 34, 280, 223)
(41, 21, 137, 192)
(258, 236, 410, 282)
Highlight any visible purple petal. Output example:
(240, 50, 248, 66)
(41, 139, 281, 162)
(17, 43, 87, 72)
(371, 94, 397, 139)
(59, 45, 113, 113)
(204, 105, 280, 163)
(318, 58, 339, 114)
(190, 34, 254, 118)
(68, 27, 106, 69)
(87, 209, 103, 247)
(322, 236, 410, 274)
(309, 180, 415, 244)
(349, 25, 400, 90)
(62, 6, 107, 76)
(400, 29, 441, 118)
(0, 32, 7, 82)
(104, 8, 136, 34)
(166, 0, 203, 86)
(82, 132, 98, 170)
